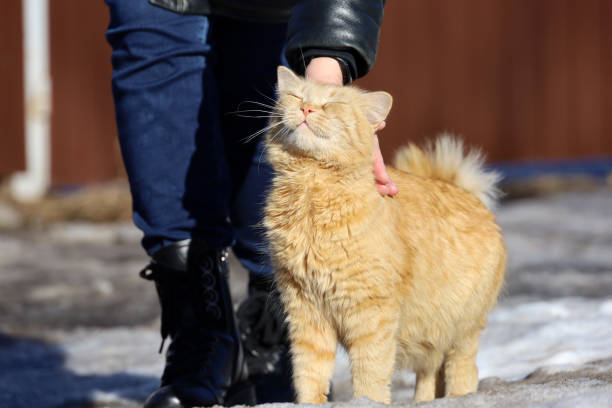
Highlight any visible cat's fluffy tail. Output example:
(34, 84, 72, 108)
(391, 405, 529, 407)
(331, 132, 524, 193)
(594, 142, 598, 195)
(394, 134, 502, 209)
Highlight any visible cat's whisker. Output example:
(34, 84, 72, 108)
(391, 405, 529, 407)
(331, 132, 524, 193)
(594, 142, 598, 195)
(233, 102, 282, 119)
(258, 125, 291, 166)
(239, 100, 280, 111)
(234, 113, 284, 119)
(256, 122, 290, 167)
(229, 106, 282, 118)
(299, 47, 307, 75)
(234, 109, 282, 115)
(255, 88, 280, 105)
(241, 120, 285, 144)
(267, 123, 290, 143)
(242, 128, 275, 144)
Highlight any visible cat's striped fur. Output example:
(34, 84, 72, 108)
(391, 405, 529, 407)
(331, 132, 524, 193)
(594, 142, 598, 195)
(264, 66, 506, 404)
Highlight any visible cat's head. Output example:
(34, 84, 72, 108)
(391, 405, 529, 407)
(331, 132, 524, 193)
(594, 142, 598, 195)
(269, 66, 392, 166)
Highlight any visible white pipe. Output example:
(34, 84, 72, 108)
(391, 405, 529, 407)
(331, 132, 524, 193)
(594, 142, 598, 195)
(11, 0, 51, 202)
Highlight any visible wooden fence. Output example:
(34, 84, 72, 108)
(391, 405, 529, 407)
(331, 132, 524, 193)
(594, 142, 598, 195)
(360, 0, 612, 163)
(49, 1, 121, 184)
(0, 1, 25, 175)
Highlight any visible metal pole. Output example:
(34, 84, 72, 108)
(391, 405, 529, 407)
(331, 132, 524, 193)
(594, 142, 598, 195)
(11, 0, 51, 201)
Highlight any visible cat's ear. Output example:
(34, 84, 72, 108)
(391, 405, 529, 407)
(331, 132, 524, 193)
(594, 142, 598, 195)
(362, 91, 393, 127)
(277, 66, 302, 94)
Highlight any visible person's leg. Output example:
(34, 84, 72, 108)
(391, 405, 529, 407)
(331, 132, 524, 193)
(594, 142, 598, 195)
(211, 17, 287, 278)
(105, 2, 254, 407)
(209, 17, 295, 403)
(106, 0, 232, 255)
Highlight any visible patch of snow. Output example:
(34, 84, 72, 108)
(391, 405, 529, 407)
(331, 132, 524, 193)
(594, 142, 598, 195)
(600, 299, 612, 316)
(61, 328, 163, 377)
(479, 297, 612, 380)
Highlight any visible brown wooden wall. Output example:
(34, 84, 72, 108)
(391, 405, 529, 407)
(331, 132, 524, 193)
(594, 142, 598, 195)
(0, 0, 25, 176)
(358, 0, 612, 163)
(49, 0, 121, 185)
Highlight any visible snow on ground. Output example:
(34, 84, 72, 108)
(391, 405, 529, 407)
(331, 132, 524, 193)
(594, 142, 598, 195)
(1, 187, 611, 407)
(479, 297, 612, 380)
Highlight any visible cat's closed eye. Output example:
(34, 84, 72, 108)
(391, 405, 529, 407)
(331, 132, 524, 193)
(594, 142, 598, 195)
(285, 93, 302, 100)
(323, 101, 347, 109)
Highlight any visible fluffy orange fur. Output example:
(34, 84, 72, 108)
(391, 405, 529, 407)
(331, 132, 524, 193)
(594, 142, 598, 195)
(263, 66, 506, 404)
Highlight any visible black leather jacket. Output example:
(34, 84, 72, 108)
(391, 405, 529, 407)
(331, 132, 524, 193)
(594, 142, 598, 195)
(148, 0, 385, 80)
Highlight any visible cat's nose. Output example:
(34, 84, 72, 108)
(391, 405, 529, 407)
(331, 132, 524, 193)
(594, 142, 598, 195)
(301, 105, 314, 117)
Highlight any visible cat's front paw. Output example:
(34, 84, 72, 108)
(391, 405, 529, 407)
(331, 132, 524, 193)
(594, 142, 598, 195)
(297, 392, 328, 404)
(354, 389, 391, 405)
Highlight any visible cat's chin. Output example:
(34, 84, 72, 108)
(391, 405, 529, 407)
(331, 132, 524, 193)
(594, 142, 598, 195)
(283, 127, 328, 159)
(297, 121, 310, 131)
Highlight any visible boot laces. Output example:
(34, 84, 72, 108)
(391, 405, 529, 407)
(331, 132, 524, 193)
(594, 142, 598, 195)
(140, 250, 227, 353)
(199, 258, 222, 320)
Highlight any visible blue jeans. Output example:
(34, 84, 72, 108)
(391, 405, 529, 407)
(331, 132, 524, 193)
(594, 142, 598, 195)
(105, 1, 287, 276)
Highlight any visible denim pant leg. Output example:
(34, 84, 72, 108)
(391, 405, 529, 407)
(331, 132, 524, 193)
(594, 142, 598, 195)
(209, 17, 288, 277)
(105, 1, 233, 255)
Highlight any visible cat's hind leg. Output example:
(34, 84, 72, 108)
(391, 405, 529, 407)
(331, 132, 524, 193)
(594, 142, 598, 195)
(413, 350, 444, 403)
(443, 330, 480, 397)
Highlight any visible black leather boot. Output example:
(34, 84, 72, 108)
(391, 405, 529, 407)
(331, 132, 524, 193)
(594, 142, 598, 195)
(140, 239, 256, 408)
(236, 275, 296, 403)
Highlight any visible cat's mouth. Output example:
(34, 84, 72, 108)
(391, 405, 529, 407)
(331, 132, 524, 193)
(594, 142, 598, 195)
(294, 120, 328, 140)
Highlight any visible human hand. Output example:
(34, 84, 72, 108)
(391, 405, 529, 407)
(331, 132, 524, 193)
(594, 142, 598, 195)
(373, 122, 398, 196)
(304, 57, 343, 85)
(305, 58, 398, 196)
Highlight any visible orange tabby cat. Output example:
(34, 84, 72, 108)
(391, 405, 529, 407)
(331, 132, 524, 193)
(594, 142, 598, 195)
(264, 66, 506, 404)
